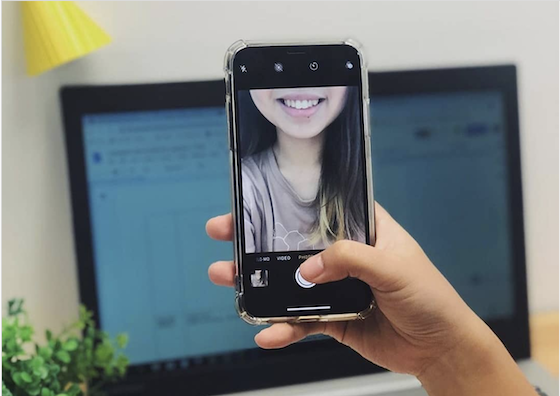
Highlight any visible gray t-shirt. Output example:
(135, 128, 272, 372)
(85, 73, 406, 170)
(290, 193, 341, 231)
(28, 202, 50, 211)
(242, 148, 328, 253)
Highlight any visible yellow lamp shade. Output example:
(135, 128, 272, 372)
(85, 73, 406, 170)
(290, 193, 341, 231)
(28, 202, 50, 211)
(22, 1, 111, 76)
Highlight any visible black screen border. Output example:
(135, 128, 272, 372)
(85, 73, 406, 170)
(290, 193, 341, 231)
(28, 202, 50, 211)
(60, 64, 528, 396)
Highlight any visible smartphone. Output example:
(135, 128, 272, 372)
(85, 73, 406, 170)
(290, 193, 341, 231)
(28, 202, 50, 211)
(224, 39, 376, 324)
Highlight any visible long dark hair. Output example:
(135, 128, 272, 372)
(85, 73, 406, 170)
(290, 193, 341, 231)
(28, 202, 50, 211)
(238, 87, 365, 243)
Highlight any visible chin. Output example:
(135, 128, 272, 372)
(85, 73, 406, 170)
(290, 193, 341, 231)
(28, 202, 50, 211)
(279, 122, 324, 140)
(284, 129, 323, 140)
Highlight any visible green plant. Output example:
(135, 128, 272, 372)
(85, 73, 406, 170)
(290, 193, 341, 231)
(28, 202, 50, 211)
(2, 299, 129, 396)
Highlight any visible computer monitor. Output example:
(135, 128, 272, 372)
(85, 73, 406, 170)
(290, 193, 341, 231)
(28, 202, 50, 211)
(61, 66, 528, 395)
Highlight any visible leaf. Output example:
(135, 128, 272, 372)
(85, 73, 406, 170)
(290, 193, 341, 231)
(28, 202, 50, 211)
(10, 299, 24, 316)
(115, 354, 129, 376)
(2, 324, 15, 340)
(12, 372, 23, 387)
(38, 347, 52, 360)
(55, 350, 70, 364)
(116, 333, 128, 349)
(46, 330, 52, 341)
(6, 339, 17, 352)
(79, 305, 93, 325)
(33, 366, 49, 380)
(50, 364, 60, 375)
(94, 342, 114, 364)
(62, 339, 78, 351)
(55, 394, 68, 396)
(30, 356, 44, 369)
(41, 388, 51, 396)
(20, 372, 32, 383)
(28, 385, 41, 396)
(8, 299, 24, 316)
(20, 326, 33, 341)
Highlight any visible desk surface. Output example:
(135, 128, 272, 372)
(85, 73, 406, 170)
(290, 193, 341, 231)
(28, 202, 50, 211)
(530, 312, 559, 377)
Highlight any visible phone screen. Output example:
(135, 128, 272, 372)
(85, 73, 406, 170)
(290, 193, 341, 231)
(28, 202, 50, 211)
(230, 44, 373, 319)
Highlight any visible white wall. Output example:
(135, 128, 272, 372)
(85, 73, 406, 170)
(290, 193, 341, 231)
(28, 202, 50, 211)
(3, 1, 558, 335)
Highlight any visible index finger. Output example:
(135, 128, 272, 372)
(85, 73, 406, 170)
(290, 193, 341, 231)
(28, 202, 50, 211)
(206, 213, 234, 241)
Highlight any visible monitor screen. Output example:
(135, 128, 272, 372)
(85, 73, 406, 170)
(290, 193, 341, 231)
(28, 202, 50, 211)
(82, 108, 259, 366)
(81, 90, 514, 368)
(370, 91, 515, 320)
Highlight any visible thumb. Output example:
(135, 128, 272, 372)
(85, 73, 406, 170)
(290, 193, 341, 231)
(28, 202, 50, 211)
(299, 240, 408, 292)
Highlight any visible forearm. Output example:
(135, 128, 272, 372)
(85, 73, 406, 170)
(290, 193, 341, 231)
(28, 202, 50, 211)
(418, 320, 537, 396)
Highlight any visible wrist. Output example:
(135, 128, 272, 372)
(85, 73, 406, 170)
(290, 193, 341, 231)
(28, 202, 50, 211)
(417, 317, 496, 383)
(418, 317, 536, 396)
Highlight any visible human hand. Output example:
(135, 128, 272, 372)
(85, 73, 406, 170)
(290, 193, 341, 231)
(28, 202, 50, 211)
(206, 203, 536, 395)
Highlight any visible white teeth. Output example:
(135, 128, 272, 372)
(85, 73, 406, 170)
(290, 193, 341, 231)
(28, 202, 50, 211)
(283, 99, 320, 109)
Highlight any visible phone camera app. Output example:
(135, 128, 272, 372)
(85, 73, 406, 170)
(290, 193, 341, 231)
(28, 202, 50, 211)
(239, 85, 366, 254)
(309, 61, 319, 71)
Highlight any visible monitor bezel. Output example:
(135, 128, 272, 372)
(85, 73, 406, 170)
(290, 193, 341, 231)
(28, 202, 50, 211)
(60, 65, 528, 396)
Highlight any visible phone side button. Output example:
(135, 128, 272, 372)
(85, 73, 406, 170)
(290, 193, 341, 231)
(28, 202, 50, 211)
(234, 275, 242, 292)
(226, 95, 234, 151)
(225, 76, 231, 96)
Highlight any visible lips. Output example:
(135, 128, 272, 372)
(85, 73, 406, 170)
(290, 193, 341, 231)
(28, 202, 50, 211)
(278, 96, 325, 117)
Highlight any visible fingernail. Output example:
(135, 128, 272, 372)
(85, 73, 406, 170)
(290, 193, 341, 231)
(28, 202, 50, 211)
(300, 254, 324, 281)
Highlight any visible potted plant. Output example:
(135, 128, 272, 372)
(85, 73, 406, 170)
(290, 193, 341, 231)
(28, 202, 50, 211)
(2, 299, 129, 396)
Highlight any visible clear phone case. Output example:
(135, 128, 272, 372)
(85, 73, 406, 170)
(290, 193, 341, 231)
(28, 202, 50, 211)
(224, 39, 377, 325)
